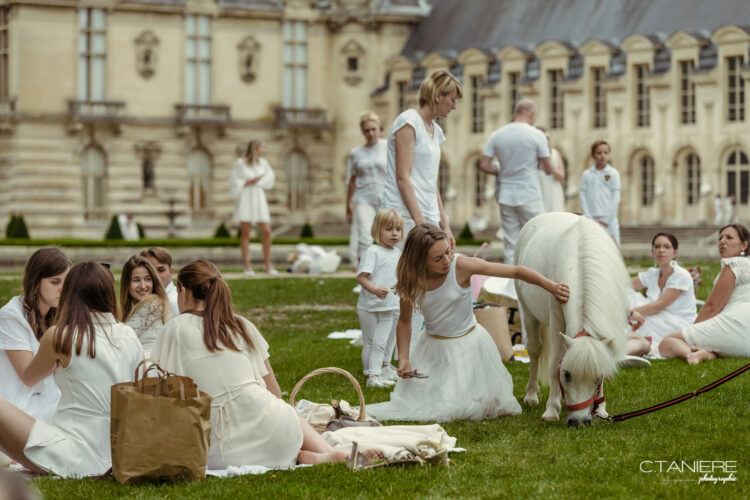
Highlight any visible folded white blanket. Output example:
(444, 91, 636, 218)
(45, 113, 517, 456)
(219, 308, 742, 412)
(206, 464, 311, 477)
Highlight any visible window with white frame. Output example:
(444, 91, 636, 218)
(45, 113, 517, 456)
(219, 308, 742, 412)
(508, 71, 520, 119)
(549, 69, 564, 129)
(286, 150, 309, 211)
(283, 21, 307, 108)
(397, 80, 407, 112)
(680, 60, 696, 124)
(592, 67, 607, 128)
(185, 15, 211, 105)
(438, 160, 449, 201)
(727, 56, 745, 122)
(471, 75, 484, 133)
(640, 154, 655, 206)
(78, 8, 106, 101)
(635, 64, 651, 127)
(726, 148, 749, 205)
(685, 153, 701, 205)
(81, 146, 106, 211)
(474, 159, 486, 208)
(187, 149, 211, 211)
(0, 7, 9, 103)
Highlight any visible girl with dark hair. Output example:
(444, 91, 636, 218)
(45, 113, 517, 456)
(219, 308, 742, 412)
(0, 262, 142, 477)
(660, 224, 750, 363)
(151, 260, 382, 467)
(0, 247, 70, 420)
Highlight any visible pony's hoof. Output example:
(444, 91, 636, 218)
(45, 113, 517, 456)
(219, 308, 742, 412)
(523, 395, 539, 406)
(541, 409, 560, 421)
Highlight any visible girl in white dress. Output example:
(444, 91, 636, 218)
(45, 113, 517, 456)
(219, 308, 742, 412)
(628, 233, 697, 356)
(536, 127, 566, 212)
(660, 224, 750, 364)
(367, 224, 570, 422)
(151, 260, 382, 468)
(230, 139, 277, 276)
(120, 255, 173, 358)
(0, 262, 143, 477)
(0, 247, 69, 420)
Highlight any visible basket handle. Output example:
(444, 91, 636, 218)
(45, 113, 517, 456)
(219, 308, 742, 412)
(473, 242, 490, 260)
(133, 359, 165, 385)
(289, 367, 366, 421)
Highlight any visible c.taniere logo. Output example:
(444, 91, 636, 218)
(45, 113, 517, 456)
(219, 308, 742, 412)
(639, 460, 738, 484)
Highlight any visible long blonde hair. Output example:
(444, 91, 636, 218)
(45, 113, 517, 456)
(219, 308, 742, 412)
(244, 139, 263, 165)
(394, 223, 447, 309)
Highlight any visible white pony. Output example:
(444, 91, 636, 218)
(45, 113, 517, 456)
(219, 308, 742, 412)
(515, 212, 627, 426)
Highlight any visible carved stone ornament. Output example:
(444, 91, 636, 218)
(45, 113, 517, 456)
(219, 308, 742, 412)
(135, 31, 159, 79)
(237, 36, 261, 84)
(320, 0, 378, 31)
(341, 39, 365, 86)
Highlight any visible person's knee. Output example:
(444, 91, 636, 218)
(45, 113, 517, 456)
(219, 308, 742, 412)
(260, 225, 271, 238)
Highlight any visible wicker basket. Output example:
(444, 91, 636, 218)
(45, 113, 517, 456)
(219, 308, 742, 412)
(289, 367, 366, 422)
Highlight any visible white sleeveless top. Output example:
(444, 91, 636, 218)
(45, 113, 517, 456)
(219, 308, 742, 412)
(421, 255, 476, 338)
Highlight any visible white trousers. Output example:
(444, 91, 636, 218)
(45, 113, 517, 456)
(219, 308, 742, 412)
(354, 202, 378, 258)
(499, 200, 545, 264)
(358, 309, 398, 376)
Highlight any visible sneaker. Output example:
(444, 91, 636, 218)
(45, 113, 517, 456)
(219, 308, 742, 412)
(366, 376, 396, 388)
(352, 284, 362, 294)
(266, 268, 279, 276)
(243, 269, 255, 277)
(380, 364, 398, 381)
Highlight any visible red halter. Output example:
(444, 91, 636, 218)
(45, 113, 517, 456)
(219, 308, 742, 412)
(557, 331, 606, 416)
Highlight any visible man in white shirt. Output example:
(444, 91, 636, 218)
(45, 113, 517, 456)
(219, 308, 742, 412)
(580, 140, 621, 245)
(480, 99, 553, 263)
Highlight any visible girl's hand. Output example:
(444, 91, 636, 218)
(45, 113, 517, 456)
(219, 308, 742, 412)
(552, 283, 570, 304)
(629, 310, 645, 330)
(245, 177, 261, 186)
(397, 359, 413, 377)
(375, 287, 389, 299)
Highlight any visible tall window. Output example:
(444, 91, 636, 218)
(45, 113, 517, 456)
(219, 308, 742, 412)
(283, 21, 307, 108)
(0, 7, 9, 103)
(471, 75, 484, 133)
(187, 149, 211, 211)
(185, 15, 211, 105)
(635, 64, 650, 127)
(685, 153, 701, 205)
(640, 155, 655, 206)
(549, 69, 564, 129)
(77, 9, 106, 101)
(727, 56, 745, 122)
(474, 159, 486, 208)
(726, 148, 749, 205)
(508, 71, 520, 119)
(81, 146, 105, 211)
(592, 67, 607, 128)
(396, 80, 407, 112)
(438, 161, 449, 201)
(680, 60, 696, 124)
(287, 151, 309, 211)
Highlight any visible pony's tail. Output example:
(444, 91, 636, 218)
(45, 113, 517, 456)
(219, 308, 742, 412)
(537, 323, 552, 386)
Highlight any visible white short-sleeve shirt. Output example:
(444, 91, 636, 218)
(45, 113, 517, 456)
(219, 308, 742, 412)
(382, 109, 445, 224)
(637, 262, 697, 321)
(357, 244, 401, 312)
(347, 139, 387, 207)
(483, 122, 550, 207)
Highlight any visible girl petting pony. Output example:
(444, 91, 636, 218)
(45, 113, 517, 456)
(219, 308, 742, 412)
(368, 224, 569, 422)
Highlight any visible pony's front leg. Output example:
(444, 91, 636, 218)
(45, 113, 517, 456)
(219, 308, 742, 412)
(541, 315, 565, 421)
(522, 312, 540, 406)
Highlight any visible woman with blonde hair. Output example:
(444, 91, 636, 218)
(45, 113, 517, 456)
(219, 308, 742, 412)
(230, 139, 277, 276)
(120, 255, 173, 358)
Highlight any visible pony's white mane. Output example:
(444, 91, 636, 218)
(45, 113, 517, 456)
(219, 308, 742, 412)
(563, 336, 619, 380)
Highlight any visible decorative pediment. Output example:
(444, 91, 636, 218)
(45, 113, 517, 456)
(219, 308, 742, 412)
(495, 45, 530, 62)
(621, 34, 657, 53)
(534, 40, 573, 60)
(665, 30, 702, 50)
(385, 54, 414, 72)
(420, 51, 453, 69)
(580, 38, 617, 57)
(457, 47, 490, 65)
(711, 25, 750, 45)
(341, 39, 366, 86)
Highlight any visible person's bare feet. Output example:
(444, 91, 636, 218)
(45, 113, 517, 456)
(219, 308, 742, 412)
(686, 348, 717, 364)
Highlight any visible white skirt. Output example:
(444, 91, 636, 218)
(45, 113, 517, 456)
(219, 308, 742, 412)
(367, 324, 522, 422)
(234, 187, 270, 224)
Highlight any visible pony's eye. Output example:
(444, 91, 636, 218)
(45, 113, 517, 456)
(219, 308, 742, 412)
(563, 371, 572, 383)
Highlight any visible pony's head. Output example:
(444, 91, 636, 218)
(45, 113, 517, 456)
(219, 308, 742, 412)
(558, 332, 619, 427)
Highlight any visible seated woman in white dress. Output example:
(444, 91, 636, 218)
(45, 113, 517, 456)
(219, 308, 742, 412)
(120, 255, 173, 358)
(0, 247, 69, 421)
(367, 224, 570, 422)
(660, 224, 750, 364)
(0, 262, 143, 477)
(151, 260, 381, 468)
(628, 233, 697, 356)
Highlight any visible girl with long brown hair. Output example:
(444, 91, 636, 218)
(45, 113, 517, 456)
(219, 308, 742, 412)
(0, 262, 142, 477)
(151, 260, 382, 467)
(368, 224, 569, 422)
(0, 247, 69, 420)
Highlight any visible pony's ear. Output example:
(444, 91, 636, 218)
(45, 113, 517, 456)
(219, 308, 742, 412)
(558, 332, 573, 348)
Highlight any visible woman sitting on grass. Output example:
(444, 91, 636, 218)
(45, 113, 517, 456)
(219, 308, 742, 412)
(0, 262, 143, 477)
(367, 224, 569, 422)
(151, 260, 382, 468)
(659, 224, 750, 364)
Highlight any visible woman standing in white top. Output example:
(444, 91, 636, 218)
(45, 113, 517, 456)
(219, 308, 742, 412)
(381, 69, 462, 248)
(536, 127, 566, 212)
(230, 139, 277, 276)
(628, 233, 697, 356)
(0, 262, 142, 477)
(0, 247, 69, 421)
(346, 111, 388, 260)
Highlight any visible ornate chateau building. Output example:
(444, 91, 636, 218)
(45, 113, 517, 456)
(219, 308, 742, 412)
(0, 0, 748, 237)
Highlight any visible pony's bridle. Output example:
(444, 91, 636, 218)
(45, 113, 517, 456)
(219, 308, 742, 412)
(557, 331, 606, 416)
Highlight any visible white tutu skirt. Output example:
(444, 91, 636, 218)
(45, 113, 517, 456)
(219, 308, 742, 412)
(367, 324, 522, 422)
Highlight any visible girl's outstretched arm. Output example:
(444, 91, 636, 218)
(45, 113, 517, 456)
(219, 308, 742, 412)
(395, 297, 414, 377)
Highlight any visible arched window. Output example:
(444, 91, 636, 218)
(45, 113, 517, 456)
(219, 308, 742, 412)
(685, 153, 701, 205)
(474, 159, 486, 208)
(81, 146, 105, 211)
(726, 148, 749, 205)
(286, 150, 308, 211)
(187, 149, 211, 211)
(640, 155, 655, 206)
(438, 160, 449, 201)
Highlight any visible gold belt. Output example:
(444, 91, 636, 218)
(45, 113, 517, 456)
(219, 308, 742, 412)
(429, 324, 476, 340)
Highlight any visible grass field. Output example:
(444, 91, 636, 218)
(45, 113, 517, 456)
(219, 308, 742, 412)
(0, 262, 747, 499)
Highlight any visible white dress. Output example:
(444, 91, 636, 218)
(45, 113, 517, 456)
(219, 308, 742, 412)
(682, 257, 750, 357)
(0, 296, 60, 420)
(151, 314, 303, 469)
(538, 148, 565, 212)
(229, 157, 275, 223)
(24, 314, 143, 477)
(368, 256, 522, 422)
(125, 296, 170, 359)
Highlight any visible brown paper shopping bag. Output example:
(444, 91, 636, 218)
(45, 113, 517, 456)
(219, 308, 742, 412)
(473, 304, 513, 362)
(110, 360, 212, 484)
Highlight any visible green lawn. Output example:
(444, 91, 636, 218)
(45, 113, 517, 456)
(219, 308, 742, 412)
(0, 263, 746, 499)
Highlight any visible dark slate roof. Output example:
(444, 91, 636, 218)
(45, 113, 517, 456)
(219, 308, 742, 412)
(402, 0, 750, 57)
